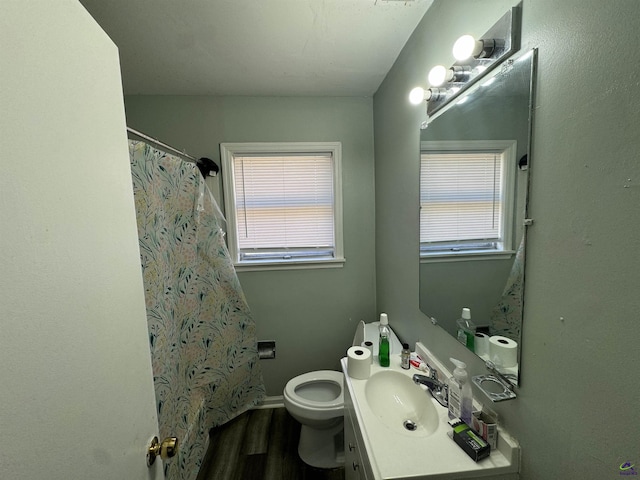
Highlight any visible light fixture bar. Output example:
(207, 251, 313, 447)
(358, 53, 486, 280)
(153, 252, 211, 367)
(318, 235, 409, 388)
(426, 5, 521, 117)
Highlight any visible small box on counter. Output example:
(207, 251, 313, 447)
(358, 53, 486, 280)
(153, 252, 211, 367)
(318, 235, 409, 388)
(449, 419, 491, 462)
(472, 408, 498, 450)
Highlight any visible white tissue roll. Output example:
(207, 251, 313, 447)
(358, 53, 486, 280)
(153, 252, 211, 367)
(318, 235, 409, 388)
(489, 335, 518, 368)
(474, 332, 490, 357)
(361, 341, 374, 364)
(347, 346, 371, 379)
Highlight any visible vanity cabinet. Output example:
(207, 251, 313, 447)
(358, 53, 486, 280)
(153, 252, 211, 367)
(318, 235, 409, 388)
(344, 382, 373, 480)
(344, 415, 366, 480)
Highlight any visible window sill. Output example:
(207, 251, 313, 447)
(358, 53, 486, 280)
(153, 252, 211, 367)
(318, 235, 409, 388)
(420, 250, 515, 264)
(234, 257, 346, 272)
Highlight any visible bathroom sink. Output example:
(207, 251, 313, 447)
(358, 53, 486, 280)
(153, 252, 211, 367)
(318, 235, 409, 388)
(364, 370, 439, 436)
(342, 345, 520, 479)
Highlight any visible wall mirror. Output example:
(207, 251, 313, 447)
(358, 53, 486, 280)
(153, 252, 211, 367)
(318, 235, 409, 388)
(419, 49, 536, 385)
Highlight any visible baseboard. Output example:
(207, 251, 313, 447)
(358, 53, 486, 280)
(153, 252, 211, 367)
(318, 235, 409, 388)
(254, 395, 284, 409)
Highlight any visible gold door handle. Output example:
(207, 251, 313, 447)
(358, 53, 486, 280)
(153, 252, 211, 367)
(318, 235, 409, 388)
(147, 436, 178, 467)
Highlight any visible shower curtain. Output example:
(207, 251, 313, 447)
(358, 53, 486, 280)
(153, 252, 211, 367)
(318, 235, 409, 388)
(489, 235, 526, 340)
(129, 140, 265, 480)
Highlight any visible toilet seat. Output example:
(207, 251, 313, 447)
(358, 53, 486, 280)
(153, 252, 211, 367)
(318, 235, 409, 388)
(284, 370, 344, 410)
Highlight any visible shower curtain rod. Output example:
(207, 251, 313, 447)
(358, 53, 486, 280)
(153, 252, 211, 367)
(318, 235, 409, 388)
(127, 126, 197, 162)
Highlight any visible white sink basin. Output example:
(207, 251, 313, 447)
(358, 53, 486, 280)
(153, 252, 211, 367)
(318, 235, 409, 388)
(364, 370, 439, 437)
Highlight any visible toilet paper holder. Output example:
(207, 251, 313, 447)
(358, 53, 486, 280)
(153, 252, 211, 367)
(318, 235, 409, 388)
(257, 340, 276, 359)
(472, 361, 517, 402)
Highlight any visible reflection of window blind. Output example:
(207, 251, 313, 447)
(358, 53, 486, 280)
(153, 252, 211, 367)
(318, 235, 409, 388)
(233, 153, 335, 257)
(420, 151, 503, 245)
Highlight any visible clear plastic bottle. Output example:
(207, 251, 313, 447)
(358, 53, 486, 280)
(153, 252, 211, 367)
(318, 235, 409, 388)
(378, 313, 390, 367)
(447, 358, 473, 425)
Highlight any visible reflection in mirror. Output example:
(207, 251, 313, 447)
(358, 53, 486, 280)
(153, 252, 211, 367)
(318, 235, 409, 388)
(480, 378, 507, 394)
(419, 50, 537, 385)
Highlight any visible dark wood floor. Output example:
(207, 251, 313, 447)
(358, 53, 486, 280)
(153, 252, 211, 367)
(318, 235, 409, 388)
(196, 407, 345, 480)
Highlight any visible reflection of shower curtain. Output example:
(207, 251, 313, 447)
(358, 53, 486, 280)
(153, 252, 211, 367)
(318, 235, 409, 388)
(129, 140, 265, 480)
(489, 235, 525, 340)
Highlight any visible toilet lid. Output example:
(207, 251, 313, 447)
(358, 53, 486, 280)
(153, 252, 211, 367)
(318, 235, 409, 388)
(284, 370, 344, 409)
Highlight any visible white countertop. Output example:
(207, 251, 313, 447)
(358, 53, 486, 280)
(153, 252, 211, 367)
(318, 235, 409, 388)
(341, 353, 519, 480)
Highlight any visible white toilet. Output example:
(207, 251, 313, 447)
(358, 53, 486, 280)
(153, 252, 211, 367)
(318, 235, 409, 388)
(283, 370, 345, 468)
(283, 321, 402, 469)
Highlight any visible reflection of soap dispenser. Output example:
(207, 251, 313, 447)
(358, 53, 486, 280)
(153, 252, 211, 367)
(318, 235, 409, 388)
(378, 313, 390, 367)
(456, 308, 476, 351)
(448, 358, 472, 425)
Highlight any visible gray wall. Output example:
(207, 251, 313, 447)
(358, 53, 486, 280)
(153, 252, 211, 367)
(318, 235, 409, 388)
(374, 0, 640, 479)
(124, 96, 377, 396)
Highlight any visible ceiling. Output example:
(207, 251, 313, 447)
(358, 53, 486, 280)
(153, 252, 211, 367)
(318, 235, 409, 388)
(79, 0, 433, 97)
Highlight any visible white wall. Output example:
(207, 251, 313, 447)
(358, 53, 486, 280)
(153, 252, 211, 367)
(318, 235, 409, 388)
(0, 2, 160, 478)
(374, 0, 640, 478)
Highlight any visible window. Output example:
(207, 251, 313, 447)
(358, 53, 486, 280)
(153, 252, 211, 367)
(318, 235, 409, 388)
(220, 142, 344, 270)
(420, 140, 516, 261)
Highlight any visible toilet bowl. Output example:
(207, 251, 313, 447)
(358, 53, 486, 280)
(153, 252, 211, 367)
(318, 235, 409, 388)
(283, 370, 344, 468)
(283, 321, 403, 469)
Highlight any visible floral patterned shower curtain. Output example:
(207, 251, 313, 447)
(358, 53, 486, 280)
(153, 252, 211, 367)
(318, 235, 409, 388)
(129, 140, 265, 480)
(489, 235, 526, 341)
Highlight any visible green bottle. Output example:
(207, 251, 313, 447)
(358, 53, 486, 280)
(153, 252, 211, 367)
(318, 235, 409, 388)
(379, 313, 391, 367)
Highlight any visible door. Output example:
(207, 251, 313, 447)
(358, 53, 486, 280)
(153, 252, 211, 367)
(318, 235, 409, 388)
(0, 1, 163, 478)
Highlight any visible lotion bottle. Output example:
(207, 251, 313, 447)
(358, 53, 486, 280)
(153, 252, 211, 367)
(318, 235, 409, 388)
(448, 358, 473, 425)
(378, 313, 390, 367)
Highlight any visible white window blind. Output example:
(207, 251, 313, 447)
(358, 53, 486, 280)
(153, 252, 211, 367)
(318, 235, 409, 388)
(221, 142, 344, 269)
(420, 150, 507, 254)
(234, 153, 334, 255)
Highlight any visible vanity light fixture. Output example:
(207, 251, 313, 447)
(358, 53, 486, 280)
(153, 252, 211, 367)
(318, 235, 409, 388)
(410, 4, 521, 118)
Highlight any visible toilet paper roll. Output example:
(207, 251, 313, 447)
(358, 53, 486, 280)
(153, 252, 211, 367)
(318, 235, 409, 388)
(489, 335, 518, 368)
(347, 346, 371, 379)
(361, 341, 374, 365)
(474, 333, 490, 357)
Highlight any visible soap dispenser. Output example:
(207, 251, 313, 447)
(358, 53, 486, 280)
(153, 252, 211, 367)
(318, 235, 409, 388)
(448, 358, 472, 425)
(378, 313, 390, 367)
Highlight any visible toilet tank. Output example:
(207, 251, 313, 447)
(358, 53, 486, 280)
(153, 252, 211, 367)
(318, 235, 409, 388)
(358, 321, 404, 357)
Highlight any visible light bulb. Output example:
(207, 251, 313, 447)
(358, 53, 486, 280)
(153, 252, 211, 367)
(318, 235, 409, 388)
(409, 86, 426, 105)
(453, 34, 479, 61)
(427, 65, 447, 87)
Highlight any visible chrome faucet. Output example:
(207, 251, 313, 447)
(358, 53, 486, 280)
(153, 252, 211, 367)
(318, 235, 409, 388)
(413, 364, 448, 408)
